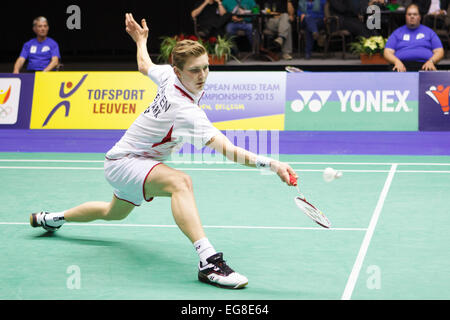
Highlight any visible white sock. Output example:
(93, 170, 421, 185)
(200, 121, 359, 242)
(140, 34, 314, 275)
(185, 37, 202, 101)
(194, 237, 217, 267)
(44, 211, 66, 227)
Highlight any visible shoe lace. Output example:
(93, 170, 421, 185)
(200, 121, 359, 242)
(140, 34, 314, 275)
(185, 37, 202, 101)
(215, 258, 234, 276)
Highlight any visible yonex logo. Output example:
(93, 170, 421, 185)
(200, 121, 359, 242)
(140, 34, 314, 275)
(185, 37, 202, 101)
(290, 90, 410, 113)
(425, 85, 450, 115)
(291, 90, 332, 113)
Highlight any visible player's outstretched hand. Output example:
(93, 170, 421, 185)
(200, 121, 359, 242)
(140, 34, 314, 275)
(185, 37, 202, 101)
(271, 160, 298, 186)
(125, 13, 149, 44)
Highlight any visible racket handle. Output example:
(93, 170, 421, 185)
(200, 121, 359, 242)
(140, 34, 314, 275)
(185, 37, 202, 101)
(289, 174, 297, 186)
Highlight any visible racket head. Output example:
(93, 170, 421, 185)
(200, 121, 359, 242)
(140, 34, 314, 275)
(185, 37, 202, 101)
(294, 196, 331, 229)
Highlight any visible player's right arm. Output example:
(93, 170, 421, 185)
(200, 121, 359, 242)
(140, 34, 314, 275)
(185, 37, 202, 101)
(206, 132, 297, 186)
(125, 13, 154, 75)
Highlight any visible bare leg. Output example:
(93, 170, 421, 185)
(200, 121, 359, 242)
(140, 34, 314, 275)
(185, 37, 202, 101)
(144, 163, 206, 243)
(64, 195, 135, 222)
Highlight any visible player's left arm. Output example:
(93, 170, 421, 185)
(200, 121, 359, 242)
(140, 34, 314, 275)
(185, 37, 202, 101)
(206, 132, 298, 186)
(43, 56, 59, 72)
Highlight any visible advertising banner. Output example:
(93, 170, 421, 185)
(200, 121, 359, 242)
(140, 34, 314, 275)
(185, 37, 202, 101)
(201, 72, 286, 130)
(285, 72, 419, 131)
(419, 71, 450, 131)
(0, 73, 34, 129)
(30, 72, 158, 129)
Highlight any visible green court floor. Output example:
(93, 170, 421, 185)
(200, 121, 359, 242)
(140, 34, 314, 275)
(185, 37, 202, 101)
(0, 152, 449, 299)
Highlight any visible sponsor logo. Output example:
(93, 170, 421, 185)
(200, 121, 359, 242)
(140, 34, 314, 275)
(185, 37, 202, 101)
(42, 74, 88, 126)
(31, 72, 156, 129)
(425, 85, 450, 115)
(290, 90, 411, 113)
(0, 79, 21, 125)
(290, 90, 331, 112)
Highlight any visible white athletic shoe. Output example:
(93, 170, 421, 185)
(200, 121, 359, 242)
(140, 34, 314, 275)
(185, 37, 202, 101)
(198, 252, 248, 289)
(30, 211, 61, 232)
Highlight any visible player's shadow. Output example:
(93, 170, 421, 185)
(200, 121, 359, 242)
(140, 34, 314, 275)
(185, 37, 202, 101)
(30, 231, 194, 285)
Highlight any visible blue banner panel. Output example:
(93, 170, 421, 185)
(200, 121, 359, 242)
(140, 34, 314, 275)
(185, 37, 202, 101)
(0, 73, 35, 129)
(419, 71, 450, 131)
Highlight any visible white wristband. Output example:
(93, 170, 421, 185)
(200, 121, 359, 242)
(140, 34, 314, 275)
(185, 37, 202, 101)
(255, 155, 272, 169)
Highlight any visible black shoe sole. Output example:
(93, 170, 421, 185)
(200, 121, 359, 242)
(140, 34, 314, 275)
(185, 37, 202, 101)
(30, 213, 38, 228)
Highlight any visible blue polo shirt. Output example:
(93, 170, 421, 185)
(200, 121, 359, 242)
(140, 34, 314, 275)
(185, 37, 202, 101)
(19, 37, 60, 71)
(385, 24, 442, 62)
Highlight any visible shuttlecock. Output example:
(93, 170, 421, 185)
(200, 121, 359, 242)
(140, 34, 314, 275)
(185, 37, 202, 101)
(323, 167, 343, 182)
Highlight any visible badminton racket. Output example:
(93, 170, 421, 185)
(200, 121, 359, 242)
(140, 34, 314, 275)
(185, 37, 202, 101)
(289, 174, 331, 229)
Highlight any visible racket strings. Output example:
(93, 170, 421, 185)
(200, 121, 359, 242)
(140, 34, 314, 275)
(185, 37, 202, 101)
(295, 197, 331, 228)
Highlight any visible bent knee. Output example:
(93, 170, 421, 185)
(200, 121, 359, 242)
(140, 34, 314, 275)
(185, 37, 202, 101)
(168, 172, 193, 194)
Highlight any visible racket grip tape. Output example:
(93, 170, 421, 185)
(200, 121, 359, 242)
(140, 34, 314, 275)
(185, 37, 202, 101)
(289, 174, 297, 186)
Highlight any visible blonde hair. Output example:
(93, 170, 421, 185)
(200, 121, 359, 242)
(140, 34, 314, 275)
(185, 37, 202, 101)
(171, 39, 207, 70)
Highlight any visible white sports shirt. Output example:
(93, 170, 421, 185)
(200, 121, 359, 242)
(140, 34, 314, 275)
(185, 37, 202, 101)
(106, 64, 220, 161)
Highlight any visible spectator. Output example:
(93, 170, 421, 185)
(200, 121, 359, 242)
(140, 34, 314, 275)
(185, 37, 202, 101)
(13, 17, 60, 74)
(412, 0, 433, 15)
(424, 0, 449, 14)
(422, 0, 450, 29)
(222, 0, 257, 51)
(383, 3, 444, 71)
(261, 0, 296, 60)
(297, 0, 326, 59)
(328, 0, 372, 38)
(191, 0, 231, 38)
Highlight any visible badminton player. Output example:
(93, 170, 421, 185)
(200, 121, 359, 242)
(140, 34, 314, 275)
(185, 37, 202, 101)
(30, 13, 298, 289)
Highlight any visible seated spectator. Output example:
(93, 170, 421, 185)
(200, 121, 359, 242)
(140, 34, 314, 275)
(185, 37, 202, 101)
(298, 0, 326, 59)
(328, 0, 372, 38)
(191, 0, 231, 38)
(261, 0, 296, 60)
(13, 16, 60, 73)
(422, 0, 450, 29)
(222, 0, 257, 51)
(413, 0, 434, 15)
(383, 3, 444, 71)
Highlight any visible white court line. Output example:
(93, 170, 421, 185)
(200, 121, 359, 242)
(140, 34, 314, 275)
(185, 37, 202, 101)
(1, 166, 450, 174)
(0, 166, 104, 170)
(341, 164, 397, 300)
(0, 159, 105, 163)
(0, 221, 366, 231)
(1, 159, 450, 166)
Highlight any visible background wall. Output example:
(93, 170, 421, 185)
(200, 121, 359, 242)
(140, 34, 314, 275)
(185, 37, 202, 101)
(1, 0, 198, 60)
